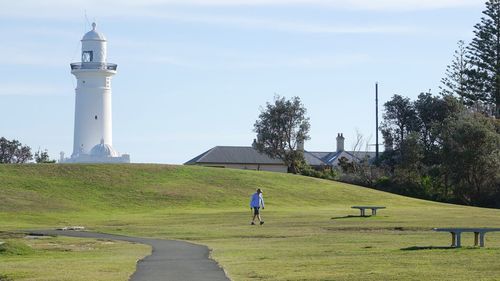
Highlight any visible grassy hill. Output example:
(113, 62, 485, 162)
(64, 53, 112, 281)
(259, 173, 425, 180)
(1, 164, 500, 280)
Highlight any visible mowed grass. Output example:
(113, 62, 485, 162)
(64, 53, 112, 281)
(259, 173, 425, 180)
(0, 232, 150, 281)
(1, 164, 500, 280)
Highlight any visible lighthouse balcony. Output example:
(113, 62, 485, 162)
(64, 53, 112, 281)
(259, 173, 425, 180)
(70, 62, 117, 71)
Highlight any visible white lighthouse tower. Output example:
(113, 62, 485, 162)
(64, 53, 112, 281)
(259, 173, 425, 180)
(63, 23, 129, 163)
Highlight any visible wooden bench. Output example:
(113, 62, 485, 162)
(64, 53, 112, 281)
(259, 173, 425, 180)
(351, 206, 386, 217)
(433, 228, 500, 248)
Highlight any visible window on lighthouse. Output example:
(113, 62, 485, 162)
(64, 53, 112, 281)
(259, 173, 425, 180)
(82, 51, 93, 62)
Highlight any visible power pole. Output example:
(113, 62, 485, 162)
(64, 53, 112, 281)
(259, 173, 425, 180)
(375, 82, 379, 164)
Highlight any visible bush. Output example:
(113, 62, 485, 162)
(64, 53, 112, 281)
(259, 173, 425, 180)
(299, 165, 338, 181)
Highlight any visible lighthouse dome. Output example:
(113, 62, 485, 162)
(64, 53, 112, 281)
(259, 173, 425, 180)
(90, 141, 118, 157)
(82, 22, 106, 41)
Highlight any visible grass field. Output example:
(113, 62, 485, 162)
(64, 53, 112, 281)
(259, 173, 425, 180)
(0, 232, 150, 281)
(1, 164, 500, 280)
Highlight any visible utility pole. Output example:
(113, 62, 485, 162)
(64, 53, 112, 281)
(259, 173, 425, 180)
(375, 82, 379, 164)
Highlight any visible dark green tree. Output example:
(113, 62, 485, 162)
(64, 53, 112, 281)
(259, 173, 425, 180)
(414, 93, 462, 165)
(392, 132, 425, 195)
(253, 95, 310, 174)
(34, 149, 56, 163)
(0, 137, 33, 164)
(441, 112, 500, 206)
(467, 0, 500, 117)
(440, 40, 476, 103)
(380, 94, 419, 151)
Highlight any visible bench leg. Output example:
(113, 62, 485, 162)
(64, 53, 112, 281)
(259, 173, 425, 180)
(456, 232, 462, 248)
(450, 232, 462, 247)
(474, 232, 479, 247)
(360, 209, 365, 217)
(480, 233, 485, 247)
(372, 209, 377, 216)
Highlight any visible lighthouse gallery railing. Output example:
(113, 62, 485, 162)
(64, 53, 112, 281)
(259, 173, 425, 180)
(70, 63, 117, 71)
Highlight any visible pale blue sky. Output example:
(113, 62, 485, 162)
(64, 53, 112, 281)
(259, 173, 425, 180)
(0, 0, 485, 163)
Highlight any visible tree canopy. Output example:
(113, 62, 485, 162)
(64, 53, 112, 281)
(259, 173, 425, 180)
(0, 137, 33, 164)
(441, 0, 500, 117)
(35, 149, 56, 163)
(253, 95, 310, 173)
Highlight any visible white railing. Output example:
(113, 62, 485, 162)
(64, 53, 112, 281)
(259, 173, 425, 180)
(70, 63, 117, 71)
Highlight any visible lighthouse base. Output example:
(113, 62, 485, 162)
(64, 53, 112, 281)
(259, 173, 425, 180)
(61, 142, 130, 163)
(62, 154, 130, 164)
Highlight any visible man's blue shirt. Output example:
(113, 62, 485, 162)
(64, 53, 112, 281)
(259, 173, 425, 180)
(250, 193, 264, 208)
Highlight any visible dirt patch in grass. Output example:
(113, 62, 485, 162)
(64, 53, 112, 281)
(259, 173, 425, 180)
(0, 232, 24, 239)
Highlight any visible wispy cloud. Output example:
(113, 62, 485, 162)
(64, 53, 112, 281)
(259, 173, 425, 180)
(0, 0, 453, 36)
(127, 49, 372, 70)
(0, 52, 72, 67)
(222, 53, 373, 69)
(0, 84, 69, 96)
(131, 0, 481, 11)
(120, 131, 252, 143)
(0, 0, 482, 23)
(137, 12, 416, 34)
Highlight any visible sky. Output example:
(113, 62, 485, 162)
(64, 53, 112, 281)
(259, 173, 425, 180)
(0, 0, 486, 164)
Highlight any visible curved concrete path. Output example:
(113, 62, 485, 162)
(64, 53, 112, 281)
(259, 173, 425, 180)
(26, 230, 230, 281)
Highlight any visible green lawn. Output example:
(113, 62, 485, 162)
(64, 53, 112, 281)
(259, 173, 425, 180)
(1, 164, 500, 280)
(0, 232, 150, 281)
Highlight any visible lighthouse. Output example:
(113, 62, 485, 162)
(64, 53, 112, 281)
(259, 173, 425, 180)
(63, 23, 129, 163)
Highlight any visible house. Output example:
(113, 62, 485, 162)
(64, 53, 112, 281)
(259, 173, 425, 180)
(305, 134, 377, 169)
(185, 133, 376, 173)
(184, 146, 288, 173)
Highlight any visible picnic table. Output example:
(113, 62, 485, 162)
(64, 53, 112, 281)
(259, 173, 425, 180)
(433, 228, 500, 247)
(351, 206, 386, 217)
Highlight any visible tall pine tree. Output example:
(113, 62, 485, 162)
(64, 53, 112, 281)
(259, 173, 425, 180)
(440, 40, 475, 104)
(467, 0, 500, 117)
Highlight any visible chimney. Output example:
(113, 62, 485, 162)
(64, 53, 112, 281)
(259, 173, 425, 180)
(297, 138, 304, 152)
(336, 133, 345, 152)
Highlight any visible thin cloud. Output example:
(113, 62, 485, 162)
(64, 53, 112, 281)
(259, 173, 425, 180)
(224, 53, 372, 69)
(0, 0, 481, 20)
(126, 50, 371, 70)
(0, 85, 69, 96)
(174, 0, 480, 10)
(139, 12, 416, 34)
(0, 51, 70, 67)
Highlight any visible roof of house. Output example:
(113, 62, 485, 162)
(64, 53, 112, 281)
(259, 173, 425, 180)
(307, 150, 376, 165)
(184, 146, 284, 165)
(185, 146, 377, 166)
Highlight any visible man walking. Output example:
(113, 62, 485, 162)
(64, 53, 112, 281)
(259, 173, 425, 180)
(250, 188, 265, 225)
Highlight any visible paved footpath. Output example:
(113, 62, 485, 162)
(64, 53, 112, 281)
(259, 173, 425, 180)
(26, 230, 230, 281)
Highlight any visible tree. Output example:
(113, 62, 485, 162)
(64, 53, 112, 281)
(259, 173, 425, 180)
(34, 148, 56, 163)
(380, 94, 462, 199)
(440, 40, 476, 103)
(380, 94, 419, 151)
(467, 0, 500, 117)
(0, 137, 33, 163)
(414, 93, 462, 165)
(253, 95, 310, 173)
(396, 132, 424, 183)
(441, 112, 500, 206)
